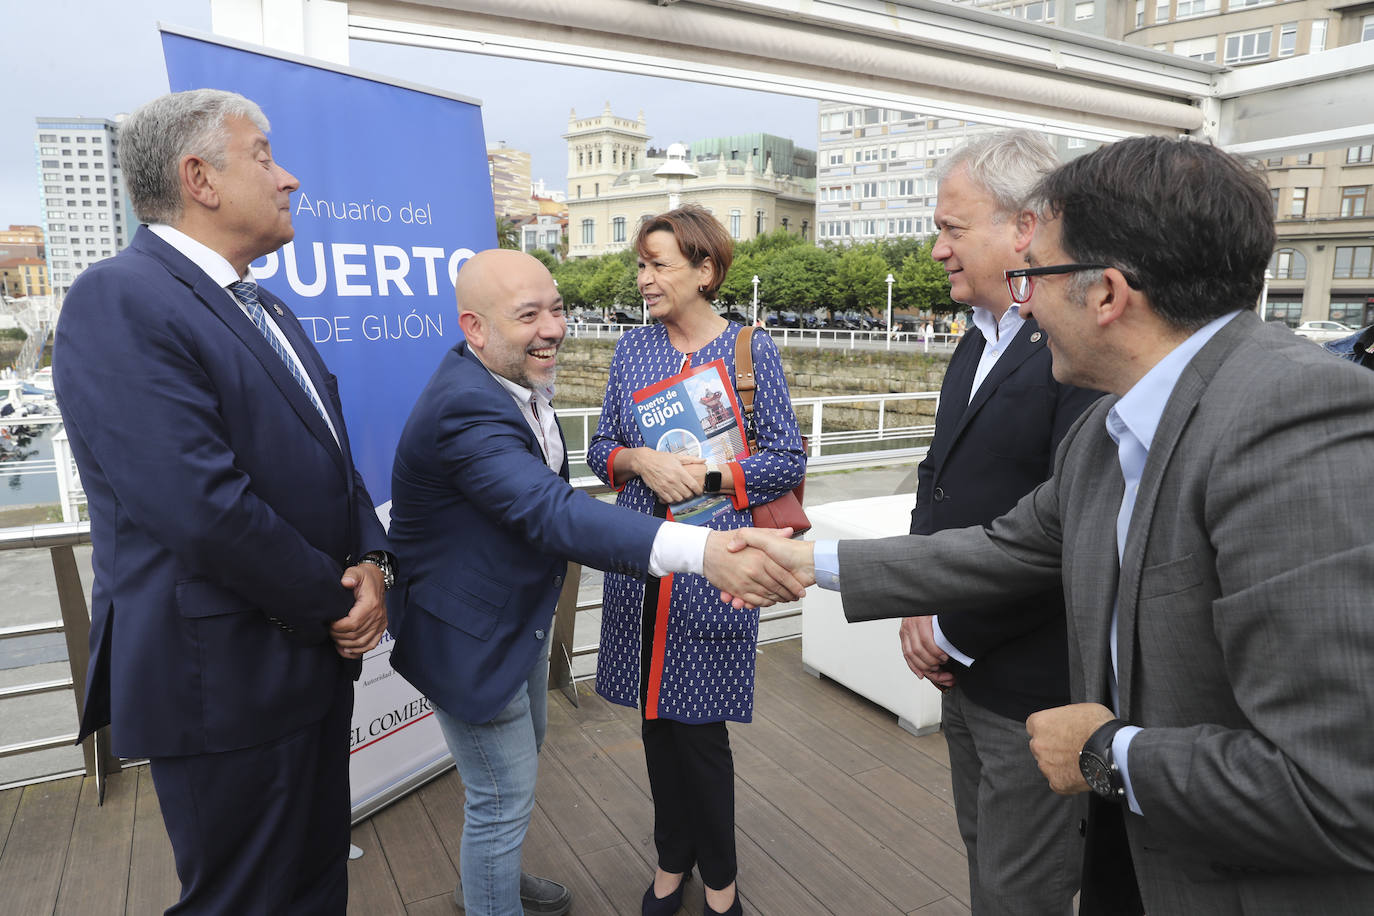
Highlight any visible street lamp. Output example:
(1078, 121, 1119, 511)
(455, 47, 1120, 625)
(752, 275, 760, 327)
(885, 272, 895, 351)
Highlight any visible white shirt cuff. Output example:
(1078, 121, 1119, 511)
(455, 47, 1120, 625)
(1114, 725, 1144, 815)
(648, 521, 709, 578)
(931, 616, 976, 667)
(813, 540, 842, 590)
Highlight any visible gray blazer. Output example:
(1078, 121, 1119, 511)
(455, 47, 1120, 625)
(839, 311, 1374, 915)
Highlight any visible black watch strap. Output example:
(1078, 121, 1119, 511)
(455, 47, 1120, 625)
(1079, 717, 1129, 802)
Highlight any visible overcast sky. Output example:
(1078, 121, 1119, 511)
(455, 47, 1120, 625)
(1, 0, 819, 227)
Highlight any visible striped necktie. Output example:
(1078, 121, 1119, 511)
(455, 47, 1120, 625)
(228, 281, 329, 424)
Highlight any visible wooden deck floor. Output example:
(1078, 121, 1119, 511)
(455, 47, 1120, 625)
(0, 638, 969, 915)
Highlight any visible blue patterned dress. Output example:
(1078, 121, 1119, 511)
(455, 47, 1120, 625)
(588, 321, 806, 723)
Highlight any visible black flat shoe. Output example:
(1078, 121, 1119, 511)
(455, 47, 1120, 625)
(641, 869, 691, 916)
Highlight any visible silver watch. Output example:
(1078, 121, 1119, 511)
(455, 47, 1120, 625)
(359, 552, 395, 590)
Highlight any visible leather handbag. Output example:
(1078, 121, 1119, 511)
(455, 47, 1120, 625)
(734, 327, 810, 536)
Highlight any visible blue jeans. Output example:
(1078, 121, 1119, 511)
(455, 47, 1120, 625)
(435, 643, 550, 916)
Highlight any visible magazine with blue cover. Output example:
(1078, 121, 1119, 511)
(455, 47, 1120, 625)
(631, 358, 748, 526)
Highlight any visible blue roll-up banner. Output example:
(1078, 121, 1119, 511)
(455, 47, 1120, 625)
(161, 28, 492, 818)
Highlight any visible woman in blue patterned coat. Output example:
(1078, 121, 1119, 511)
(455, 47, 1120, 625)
(587, 205, 805, 916)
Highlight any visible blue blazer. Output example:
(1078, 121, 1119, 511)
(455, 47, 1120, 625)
(912, 319, 1102, 720)
(387, 342, 662, 723)
(54, 227, 388, 758)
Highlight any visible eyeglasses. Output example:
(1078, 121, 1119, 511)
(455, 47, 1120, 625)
(1004, 264, 1137, 304)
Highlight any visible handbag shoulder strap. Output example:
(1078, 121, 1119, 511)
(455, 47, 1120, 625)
(734, 326, 758, 453)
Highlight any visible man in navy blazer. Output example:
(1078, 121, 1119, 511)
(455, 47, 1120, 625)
(387, 249, 799, 916)
(53, 90, 391, 914)
(897, 131, 1102, 916)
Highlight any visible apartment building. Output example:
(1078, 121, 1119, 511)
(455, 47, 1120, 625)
(34, 117, 134, 294)
(1130, 1, 1374, 325)
(952, 0, 1374, 326)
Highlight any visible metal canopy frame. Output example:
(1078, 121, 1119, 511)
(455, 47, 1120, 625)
(210, 0, 1373, 154)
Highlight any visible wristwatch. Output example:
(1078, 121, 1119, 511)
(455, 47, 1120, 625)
(359, 551, 395, 590)
(704, 464, 722, 495)
(1079, 717, 1129, 801)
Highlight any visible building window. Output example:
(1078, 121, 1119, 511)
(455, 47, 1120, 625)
(1340, 187, 1369, 218)
(612, 217, 626, 243)
(1278, 22, 1298, 56)
(1156, 0, 1169, 23)
(729, 209, 742, 239)
(1363, 14, 1374, 42)
(755, 210, 765, 234)
(1075, 1, 1095, 19)
(1310, 19, 1327, 52)
(1348, 145, 1374, 164)
(1176, 0, 1220, 16)
(1265, 299, 1303, 326)
(581, 219, 594, 245)
(1330, 299, 1373, 327)
(1225, 28, 1272, 64)
(1296, 153, 1312, 165)
(1269, 248, 1307, 279)
(1289, 187, 1307, 218)
(1229, 0, 1272, 8)
(1269, 188, 1280, 217)
(1333, 246, 1373, 279)
(1172, 36, 1217, 60)
(1136, 0, 1144, 26)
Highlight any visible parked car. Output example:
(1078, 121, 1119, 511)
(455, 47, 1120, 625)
(1294, 320, 1356, 342)
(722, 310, 750, 324)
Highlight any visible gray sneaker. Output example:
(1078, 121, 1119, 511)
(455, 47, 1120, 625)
(452, 872, 572, 916)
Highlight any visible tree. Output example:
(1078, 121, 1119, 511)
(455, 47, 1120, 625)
(736, 227, 804, 260)
(831, 247, 890, 315)
(758, 245, 837, 318)
(495, 216, 520, 250)
(529, 248, 558, 271)
(895, 238, 957, 315)
(582, 252, 640, 312)
(718, 252, 762, 311)
(550, 257, 601, 310)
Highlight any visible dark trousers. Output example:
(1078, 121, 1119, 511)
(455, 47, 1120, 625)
(1079, 796, 1145, 916)
(641, 716, 738, 891)
(150, 669, 354, 915)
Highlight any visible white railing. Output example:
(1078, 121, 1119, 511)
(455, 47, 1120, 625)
(37, 390, 942, 522)
(565, 321, 960, 352)
(561, 389, 940, 486)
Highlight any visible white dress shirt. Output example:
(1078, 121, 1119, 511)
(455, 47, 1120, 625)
(479, 362, 709, 578)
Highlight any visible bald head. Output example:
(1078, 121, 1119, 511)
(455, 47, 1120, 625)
(456, 248, 566, 390)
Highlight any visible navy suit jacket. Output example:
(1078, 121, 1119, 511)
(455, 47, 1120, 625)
(912, 319, 1102, 720)
(54, 227, 388, 758)
(388, 342, 662, 724)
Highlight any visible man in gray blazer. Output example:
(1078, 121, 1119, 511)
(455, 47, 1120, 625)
(732, 136, 1374, 914)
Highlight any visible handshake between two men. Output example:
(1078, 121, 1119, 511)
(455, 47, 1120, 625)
(711, 529, 1109, 802)
(701, 526, 813, 609)
(712, 529, 817, 607)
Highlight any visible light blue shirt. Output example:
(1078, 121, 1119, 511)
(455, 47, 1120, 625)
(814, 310, 1242, 816)
(1103, 310, 1237, 812)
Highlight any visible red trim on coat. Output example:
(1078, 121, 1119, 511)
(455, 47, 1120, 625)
(644, 570, 674, 719)
(606, 445, 627, 490)
(727, 460, 748, 510)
